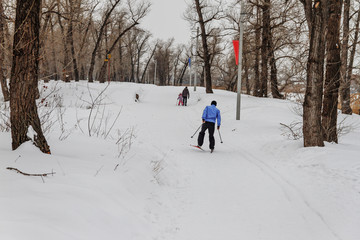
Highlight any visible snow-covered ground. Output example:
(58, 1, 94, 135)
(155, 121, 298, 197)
(1, 81, 359, 240)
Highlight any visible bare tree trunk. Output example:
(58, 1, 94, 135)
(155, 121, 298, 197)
(253, 3, 261, 97)
(300, 0, 313, 29)
(244, 49, 251, 95)
(0, 0, 10, 101)
(136, 34, 149, 83)
(178, 60, 189, 86)
(77, 3, 96, 81)
(260, 0, 270, 97)
(172, 48, 182, 86)
(322, 0, 342, 143)
(88, 0, 121, 82)
(269, 51, 282, 99)
(57, 0, 71, 82)
(10, 0, 50, 154)
(68, 0, 79, 82)
(195, 0, 213, 93)
(302, 0, 327, 147)
(200, 66, 205, 87)
(98, 22, 139, 83)
(141, 43, 157, 83)
(339, 0, 352, 114)
(118, 34, 124, 82)
(39, 7, 52, 82)
(348, 7, 360, 102)
(49, 18, 58, 80)
(269, 25, 283, 99)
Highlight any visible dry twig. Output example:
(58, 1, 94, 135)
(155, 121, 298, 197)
(6, 167, 56, 177)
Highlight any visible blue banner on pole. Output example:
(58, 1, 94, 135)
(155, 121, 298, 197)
(188, 57, 191, 67)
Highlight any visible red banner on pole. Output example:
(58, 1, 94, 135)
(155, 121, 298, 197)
(232, 40, 239, 65)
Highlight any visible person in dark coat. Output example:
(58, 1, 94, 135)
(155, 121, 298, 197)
(197, 100, 221, 152)
(182, 86, 190, 106)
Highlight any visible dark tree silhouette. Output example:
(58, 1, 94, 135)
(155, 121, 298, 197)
(9, 0, 50, 153)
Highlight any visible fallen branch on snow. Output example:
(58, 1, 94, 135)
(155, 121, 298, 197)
(6, 167, 56, 177)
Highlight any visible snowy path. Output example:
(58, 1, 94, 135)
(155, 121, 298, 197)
(137, 87, 348, 240)
(161, 147, 342, 240)
(1, 82, 359, 240)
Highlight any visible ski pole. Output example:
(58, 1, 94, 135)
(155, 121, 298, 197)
(191, 124, 202, 138)
(218, 129, 223, 143)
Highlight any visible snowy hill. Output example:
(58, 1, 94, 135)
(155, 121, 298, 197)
(1, 81, 360, 240)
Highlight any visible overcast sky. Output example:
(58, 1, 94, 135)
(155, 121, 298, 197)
(140, 0, 190, 45)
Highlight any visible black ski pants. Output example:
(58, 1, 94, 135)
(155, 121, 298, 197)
(197, 122, 215, 149)
(183, 96, 188, 106)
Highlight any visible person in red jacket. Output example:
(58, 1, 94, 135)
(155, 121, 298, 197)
(177, 93, 183, 106)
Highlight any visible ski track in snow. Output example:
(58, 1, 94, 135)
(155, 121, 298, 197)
(1, 82, 359, 240)
(158, 146, 343, 240)
(141, 87, 347, 240)
(235, 147, 343, 240)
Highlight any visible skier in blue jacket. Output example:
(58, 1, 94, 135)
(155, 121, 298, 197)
(197, 100, 221, 152)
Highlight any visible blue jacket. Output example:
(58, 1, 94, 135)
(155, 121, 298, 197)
(202, 104, 221, 126)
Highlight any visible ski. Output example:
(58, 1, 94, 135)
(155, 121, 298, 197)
(190, 144, 205, 151)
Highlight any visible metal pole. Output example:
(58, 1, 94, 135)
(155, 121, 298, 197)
(191, 124, 203, 138)
(189, 46, 192, 87)
(194, 27, 199, 91)
(189, 58, 192, 87)
(218, 129, 223, 143)
(236, 1, 245, 120)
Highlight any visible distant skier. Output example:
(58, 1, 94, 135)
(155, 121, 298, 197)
(197, 100, 221, 152)
(177, 93, 183, 106)
(182, 86, 190, 106)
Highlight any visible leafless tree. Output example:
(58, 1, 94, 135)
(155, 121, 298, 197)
(140, 41, 157, 83)
(301, 0, 327, 147)
(0, 0, 10, 101)
(260, 0, 270, 97)
(10, 0, 50, 153)
(185, 0, 224, 93)
(347, 4, 360, 97)
(135, 29, 151, 83)
(322, 0, 342, 143)
(339, 0, 352, 114)
(153, 38, 174, 86)
(97, 0, 150, 83)
(88, 0, 122, 82)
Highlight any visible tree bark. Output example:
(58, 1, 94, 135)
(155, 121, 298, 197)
(269, 27, 283, 99)
(10, 0, 50, 153)
(253, 3, 261, 97)
(300, 0, 313, 30)
(68, 0, 79, 82)
(322, 0, 342, 143)
(347, 8, 360, 102)
(178, 60, 189, 86)
(302, 0, 326, 147)
(244, 49, 251, 95)
(260, 0, 270, 97)
(195, 0, 213, 93)
(339, 0, 352, 114)
(49, 18, 58, 80)
(0, 0, 10, 101)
